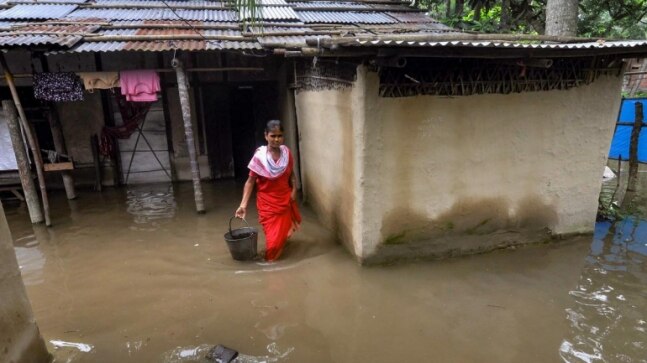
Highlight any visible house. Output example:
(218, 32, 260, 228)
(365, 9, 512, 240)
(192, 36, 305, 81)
(1, 0, 647, 263)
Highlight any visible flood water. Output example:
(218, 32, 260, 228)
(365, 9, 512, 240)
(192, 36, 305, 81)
(4, 182, 647, 362)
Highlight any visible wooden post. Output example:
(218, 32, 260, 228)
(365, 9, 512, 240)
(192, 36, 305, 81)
(45, 108, 76, 200)
(173, 58, 205, 213)
(627, 101, 643, 192)
(90, 134, 102, 192)
(2, 100, 43, 224)
(0, 54, 51, 226)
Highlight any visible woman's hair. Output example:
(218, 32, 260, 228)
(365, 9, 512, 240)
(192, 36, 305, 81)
(265, 120, 283, 133)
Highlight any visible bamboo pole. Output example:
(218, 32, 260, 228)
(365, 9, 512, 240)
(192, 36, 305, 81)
(83, 34, 249, 41)
(627, 101, 643, 193)
(173, 58, 205, 213)
(0, 31, 97, 37)
(45, 109, 76, 200)
(2, 100, 43, 224)
(0, 54, 51, 226)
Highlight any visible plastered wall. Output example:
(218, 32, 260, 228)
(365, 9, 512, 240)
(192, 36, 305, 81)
(0, 201, 50, 363)
(295, 82, 360, 256)
(297, 65, 623, 263)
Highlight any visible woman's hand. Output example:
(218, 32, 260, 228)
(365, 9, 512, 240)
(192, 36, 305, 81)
(235, 206, 246, 219)
(291, 188, 297, 202)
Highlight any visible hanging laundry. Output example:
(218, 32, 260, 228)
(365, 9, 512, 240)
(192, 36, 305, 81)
(119, 70, 160, 102)
(100, 94, 152, 157)
(33, 72, 84, 102)
(77, 72, 120, 92)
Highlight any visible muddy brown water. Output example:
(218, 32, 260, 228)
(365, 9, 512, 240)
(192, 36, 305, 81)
(5, 182, 647, 362)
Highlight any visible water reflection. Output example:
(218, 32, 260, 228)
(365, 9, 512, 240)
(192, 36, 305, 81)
(13, 233, 45, 285)
(560, 219, 647, 363)
(126, 183, 176, 229)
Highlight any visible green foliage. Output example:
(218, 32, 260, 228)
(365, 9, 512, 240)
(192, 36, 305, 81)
(622, 90, 647, 98)
(578, 0, 647, 38)
(597, 201, 626, 221)
(228, 0, 262, 28)
(417, 0, 647, 38)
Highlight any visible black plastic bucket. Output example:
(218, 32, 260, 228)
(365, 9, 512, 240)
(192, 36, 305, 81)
(224, 217, 258, 261)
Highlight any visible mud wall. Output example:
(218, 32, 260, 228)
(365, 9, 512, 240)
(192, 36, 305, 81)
(0, 201, 50, 363)
(365, 70, 622, 262)
(294, 77, 362, 257)
(297, 64, 622, 263)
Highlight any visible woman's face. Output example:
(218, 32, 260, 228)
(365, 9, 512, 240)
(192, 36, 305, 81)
(265, 128, 284, 149)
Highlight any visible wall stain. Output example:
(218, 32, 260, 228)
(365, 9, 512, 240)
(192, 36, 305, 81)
(380, 195, 558, 245)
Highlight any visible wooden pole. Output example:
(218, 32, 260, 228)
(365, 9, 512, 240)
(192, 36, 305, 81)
(2, 100, 43, 224)
(627, 101, 643, 192)
(90, 135, 102, 192)
(0, 54, 51, 226)
(45, 107, 76, 200)
(173, 58, 205, 213)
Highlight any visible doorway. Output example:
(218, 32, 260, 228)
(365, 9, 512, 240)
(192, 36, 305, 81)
(202, 82, 279, 181)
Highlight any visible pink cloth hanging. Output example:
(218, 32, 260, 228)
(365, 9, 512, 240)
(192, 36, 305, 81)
(119, 70, 160, 102)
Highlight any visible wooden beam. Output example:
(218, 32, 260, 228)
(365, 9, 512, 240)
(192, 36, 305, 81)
(43, 162, 74, 172)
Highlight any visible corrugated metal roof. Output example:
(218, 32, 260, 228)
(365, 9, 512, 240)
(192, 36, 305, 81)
(386, 12, 436, 24)
(241, 6, 299, 21)
(10, 0, 87, 3)
(67, 8, 238, 21)
(94, 0, 224, 5)
(174, 9, 238, 21)
(0, 33, 80, 47)
(291, 2, 370, 9)
(259, 0, 289, 5)
(72, 38, 261, 52)
(0, 21, 17, 29)
(0, 23, 99, 47)
(347, 39, 647, 50)
(67, 8, 164, 20)
(68, 26, 261, 52)
(258, 34, 330, 47)
(297, 11, 396, 24)
(204, 29, 262, 49)
(0, 4, 78, 19)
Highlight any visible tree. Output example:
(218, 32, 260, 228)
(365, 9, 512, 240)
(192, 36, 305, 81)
(416, 0, 647, 38)
(545, 0, 579, 36)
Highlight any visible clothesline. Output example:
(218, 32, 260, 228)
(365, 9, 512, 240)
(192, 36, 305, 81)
(0, 67, 265, 80)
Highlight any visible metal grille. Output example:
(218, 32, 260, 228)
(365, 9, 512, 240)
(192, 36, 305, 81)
(379, 57, 624, 97)
(296, 59, 358, 92)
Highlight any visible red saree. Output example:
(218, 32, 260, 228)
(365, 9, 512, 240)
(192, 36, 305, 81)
(251, 149, 301, 261)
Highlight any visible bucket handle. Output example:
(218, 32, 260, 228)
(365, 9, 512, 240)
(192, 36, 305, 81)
(229, 216, 249, 234)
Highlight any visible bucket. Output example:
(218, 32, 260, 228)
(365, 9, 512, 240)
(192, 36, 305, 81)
(224, 217, 258, 261)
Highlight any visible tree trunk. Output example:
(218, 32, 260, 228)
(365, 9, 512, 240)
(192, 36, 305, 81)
(474, 3, 482, 21)
(545, 0, 579, 36)
(455, 0, 464, 18)
(445, 0, 452, 18)
(500, 0, 511, 31)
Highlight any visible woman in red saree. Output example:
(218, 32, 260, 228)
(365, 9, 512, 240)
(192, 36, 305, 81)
(235, 120, 301, 261)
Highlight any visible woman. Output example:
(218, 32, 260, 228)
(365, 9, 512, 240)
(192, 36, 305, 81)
(235, 120, 301, 261)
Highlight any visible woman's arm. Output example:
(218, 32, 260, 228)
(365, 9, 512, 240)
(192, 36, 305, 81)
(235, 174, 256, 219)
(289, 170, 297, 201)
